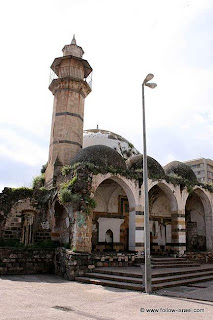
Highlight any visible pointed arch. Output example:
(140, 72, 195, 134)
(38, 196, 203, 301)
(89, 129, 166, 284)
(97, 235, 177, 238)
(185, 187, 212, 250)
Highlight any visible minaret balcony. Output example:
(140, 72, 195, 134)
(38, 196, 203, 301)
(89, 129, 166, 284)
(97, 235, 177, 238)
(49, 66, 92, 89)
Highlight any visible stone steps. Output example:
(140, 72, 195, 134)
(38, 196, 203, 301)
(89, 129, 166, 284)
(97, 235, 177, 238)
(135, 257, 200, 269)
(79, 269, 213, 286)
(151, 263, 200, 268)
(76, 272, 213, 291)
(75, 263, 213, 292)
(94, 266, 213, 278)
(76, 277, 143, 291)
(153, 274, 213, 290)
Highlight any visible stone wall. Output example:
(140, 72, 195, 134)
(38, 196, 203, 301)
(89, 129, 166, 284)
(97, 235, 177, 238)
(0, 248, 54, 275)
(186, 251, 213, 263)
(54, 248, 136, 280)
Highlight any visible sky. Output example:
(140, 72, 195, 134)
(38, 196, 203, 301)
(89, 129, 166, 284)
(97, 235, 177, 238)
(0, 0, 213, 191)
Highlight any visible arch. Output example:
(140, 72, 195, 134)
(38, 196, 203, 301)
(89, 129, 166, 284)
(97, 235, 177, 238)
(92, 173, 137, 210)
(107, 185, 126, 213)
(193, 188, 212, 218)
(148, 181, 179, 255)
(93, 190, 107, 212)
(92, 174, 134, 252)
(105, 229, 113, 243)
(148, 181, 178, 213)
(52, 200, 69, 244)
(185, 187, 212, 251)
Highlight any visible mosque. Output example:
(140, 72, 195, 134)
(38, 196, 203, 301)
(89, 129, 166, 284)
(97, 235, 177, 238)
(1, 37, 213, 262)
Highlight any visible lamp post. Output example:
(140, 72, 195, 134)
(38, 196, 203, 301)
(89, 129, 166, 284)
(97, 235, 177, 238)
(142, 74, 157, 294)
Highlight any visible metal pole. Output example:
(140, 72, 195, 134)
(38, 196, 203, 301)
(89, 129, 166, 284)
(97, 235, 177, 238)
(142, 83, 152, 294)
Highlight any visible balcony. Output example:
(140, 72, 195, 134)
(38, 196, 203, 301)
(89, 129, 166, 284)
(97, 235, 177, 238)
(49, 66, 92, 89)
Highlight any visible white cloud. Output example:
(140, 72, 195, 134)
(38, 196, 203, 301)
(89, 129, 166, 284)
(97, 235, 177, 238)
(0, 128, 47, 166)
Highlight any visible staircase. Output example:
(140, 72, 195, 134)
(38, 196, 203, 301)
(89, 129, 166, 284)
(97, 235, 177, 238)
(149, 257, 200, 268)
(76, 257, 213, 291)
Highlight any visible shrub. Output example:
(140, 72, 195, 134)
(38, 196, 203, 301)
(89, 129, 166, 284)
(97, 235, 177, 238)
(32, 174, 45, 189)
(61, 165, 72, 176)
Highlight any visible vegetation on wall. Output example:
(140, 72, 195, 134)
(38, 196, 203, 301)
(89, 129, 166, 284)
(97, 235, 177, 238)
(0, 186, 52, 215)
(32, 174, 45, 189)
(59, 166, 96, 214)
(60, 160, 213, 200)
(41, 162, 48, 174)
(164, 161, 197, 184)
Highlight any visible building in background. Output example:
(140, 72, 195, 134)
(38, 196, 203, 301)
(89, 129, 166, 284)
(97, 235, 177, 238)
(184, 158, 213, 184)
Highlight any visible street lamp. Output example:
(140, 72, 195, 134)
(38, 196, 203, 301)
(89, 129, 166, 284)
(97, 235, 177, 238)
(142, 73, 157, 294)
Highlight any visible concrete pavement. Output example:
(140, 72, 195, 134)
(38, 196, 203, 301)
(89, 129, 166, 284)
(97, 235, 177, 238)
(0, 274, 213, 320)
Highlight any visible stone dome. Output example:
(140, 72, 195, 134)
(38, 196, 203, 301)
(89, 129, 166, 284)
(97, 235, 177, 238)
(83, 129, 139, 160)
(70, 145, 127, 170)
(164, 161, 197, 183)
(126, 154, 165, 178)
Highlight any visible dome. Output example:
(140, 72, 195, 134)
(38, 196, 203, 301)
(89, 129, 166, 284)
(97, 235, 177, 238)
(164, 161, 197, 183)
(70, 145, 127, 170)
(83, 129, 139, 160)
(126, 154, 165, 178)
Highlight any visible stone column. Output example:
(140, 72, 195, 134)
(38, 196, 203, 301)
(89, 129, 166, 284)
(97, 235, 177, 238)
(129, 210, 144, 252)
(71, 211, 93, 253)
(171, 210, 186, 256)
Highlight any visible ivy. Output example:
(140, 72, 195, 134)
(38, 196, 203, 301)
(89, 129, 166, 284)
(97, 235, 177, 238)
(0, 187, 53, 215)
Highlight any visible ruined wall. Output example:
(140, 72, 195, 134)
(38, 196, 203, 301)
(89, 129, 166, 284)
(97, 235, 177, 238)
(0, 248, 54, 275)
(3, 198, 51, 244)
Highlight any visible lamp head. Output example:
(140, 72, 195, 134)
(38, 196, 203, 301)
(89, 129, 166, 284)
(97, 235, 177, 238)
(145, 82, 157, 89)
(144, 73, 154, 84)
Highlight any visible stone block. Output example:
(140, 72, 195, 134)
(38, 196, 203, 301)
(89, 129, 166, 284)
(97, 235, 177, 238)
(88, 265, 95, 270)
(9, 254, 17, 259)
(96, 262, 103, 267)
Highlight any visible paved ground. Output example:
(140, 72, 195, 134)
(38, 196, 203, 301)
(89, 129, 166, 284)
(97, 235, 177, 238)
(1, 274, 213, 320)
(156, 280, 213, 302)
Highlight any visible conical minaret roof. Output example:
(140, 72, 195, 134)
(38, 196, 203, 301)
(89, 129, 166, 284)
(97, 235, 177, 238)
(62, 35, 84, 58)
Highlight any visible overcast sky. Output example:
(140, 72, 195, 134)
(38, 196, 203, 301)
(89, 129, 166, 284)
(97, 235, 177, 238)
(0, 0, 213, 191)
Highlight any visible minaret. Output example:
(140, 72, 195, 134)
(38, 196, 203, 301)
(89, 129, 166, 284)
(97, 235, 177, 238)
(45, 36, 92, 187)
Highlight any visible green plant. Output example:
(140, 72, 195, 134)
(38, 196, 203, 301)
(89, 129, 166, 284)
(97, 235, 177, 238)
(58, 188, 72, 203)
(41, 163, 48, 174)
(32, 174, 45, 189)
(0, 186, 53, 215)
(61, 165, 72, 176)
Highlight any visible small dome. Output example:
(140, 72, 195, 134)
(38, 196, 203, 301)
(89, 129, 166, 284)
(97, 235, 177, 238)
(164, 161, 197, 183)
(70, 145, 127, 170)
(83, 129, 139, 160)
(126, 154, 165, 178)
